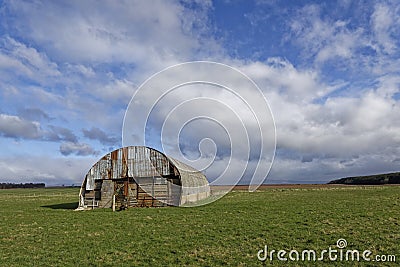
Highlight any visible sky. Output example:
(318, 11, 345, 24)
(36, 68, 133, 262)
(0, 0, 399, 186)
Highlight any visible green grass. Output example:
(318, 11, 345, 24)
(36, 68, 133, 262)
(0, 186, 399, 266)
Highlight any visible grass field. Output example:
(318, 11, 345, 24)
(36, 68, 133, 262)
(0, 186, 399, 266)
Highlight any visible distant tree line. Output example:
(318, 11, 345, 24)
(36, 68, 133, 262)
(0, 183, 45, 189)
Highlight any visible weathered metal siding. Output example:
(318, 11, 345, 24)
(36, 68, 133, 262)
(78, 146, 210, 209)
(86, 146, 172, 183)
(167, 157, 211, 205)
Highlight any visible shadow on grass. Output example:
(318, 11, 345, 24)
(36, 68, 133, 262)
(41, 202, 79, 210)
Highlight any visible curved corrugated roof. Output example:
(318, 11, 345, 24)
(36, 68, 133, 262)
(79, 146, 210, 207)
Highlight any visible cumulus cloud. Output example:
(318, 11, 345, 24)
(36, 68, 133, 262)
(65, 63, 96, 78)
(59, 142, 98, 156)
(371, 2, 399, 54)
(82, 127, 119, 146)
(3, 0, 217, 68)
(289, 4, 365, 64)
(0, 114, 42, 139)
(288, 1, 400, 77)
(0, 113, 79, 143)
(46, 126, 78, 143)
(0, 1, 399, 185)
(246, 59, 400, 182)
(90, 79, 136, 103)
(0, 0, 220, 147)
(0, 155, 96, 186)
(241, 58, 327, 101)
(0, 37, 60, 83)
(17, 107, 51, 121)
(120, 51, 400, 184)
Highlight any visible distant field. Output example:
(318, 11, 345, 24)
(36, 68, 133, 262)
(0, 186, 399, 266)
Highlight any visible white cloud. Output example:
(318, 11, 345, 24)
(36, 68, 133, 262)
(241, 58, 326, 101)
(4, 0, 217, 68)
(91, 79, 136, 103)
(289, 5, 365, 64)
(235, 55, 400, 183)
(117, 54, 400, 184)
(268, 149, 400, 183)
(0, 37, 60, 83)
(82, 127, 119, 146)
(0, 155, 96, 186)
(59, 142, 98, 156)
(0, 0, 220, 152)
(0, 114, 41, 139)
(17, 107, 51, 122)
(46, 126, 78, 143)
(371, 3, 399, 54)
(0, 113, 78, 143)
(65, 63, 95, 78)
(0, 1, 399, 186)
(288, 1, 400, 77)
(0, 52, 32, 77)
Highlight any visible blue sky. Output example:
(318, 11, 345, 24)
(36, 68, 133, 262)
(0, 0, 399, 185)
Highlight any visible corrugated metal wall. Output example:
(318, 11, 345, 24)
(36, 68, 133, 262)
(80, 146, 210, 208)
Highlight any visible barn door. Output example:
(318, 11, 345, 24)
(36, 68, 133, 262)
(114, 179, 137, 209)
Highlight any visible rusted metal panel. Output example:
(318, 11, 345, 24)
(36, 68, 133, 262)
(78, 146, 210, 209)
(149, 148, 170, 175)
